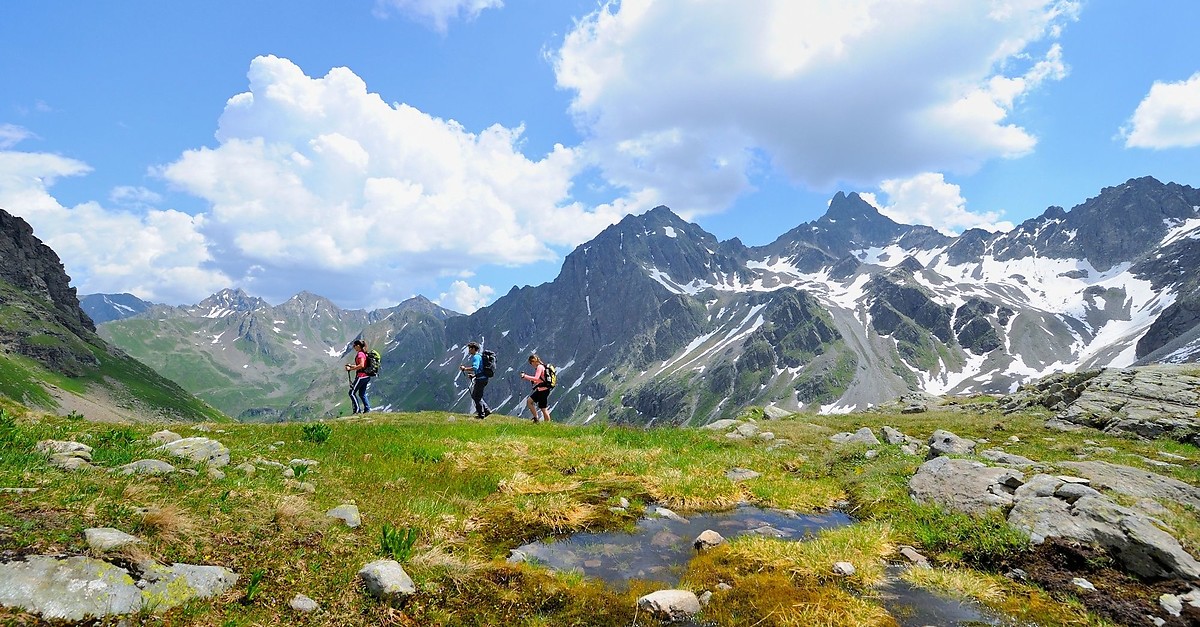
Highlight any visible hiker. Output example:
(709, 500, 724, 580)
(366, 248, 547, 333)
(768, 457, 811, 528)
(459, 341, 492, 419)
(520, 353, 552, 423)
(345, 339, 371, 414)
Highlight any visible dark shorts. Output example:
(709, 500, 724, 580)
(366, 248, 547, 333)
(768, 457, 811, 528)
(529, 388, 550, 408)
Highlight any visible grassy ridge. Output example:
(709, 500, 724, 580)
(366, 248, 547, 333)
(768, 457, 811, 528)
(4, 403, 1195, 625)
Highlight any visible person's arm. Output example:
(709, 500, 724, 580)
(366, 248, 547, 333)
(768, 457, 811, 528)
(533, 364, 545, 387)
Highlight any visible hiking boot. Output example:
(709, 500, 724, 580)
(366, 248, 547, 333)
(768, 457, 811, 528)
(483, 409, 491, 418)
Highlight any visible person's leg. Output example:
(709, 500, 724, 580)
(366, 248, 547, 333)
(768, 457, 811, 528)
(538, 392, 551, 422)
(471, 378, 486, 417)
(359, 377, 371, 413)
(348, 382, 361, 414)
(479, 378, 490, 416)
(526, 395, 537, 422)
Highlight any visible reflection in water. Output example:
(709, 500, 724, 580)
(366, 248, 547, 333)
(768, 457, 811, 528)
(514, 505, 852, 585)
(514, 505, 1013, 626)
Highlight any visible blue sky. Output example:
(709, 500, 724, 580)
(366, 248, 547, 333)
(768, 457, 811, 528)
(2, 1, 1198, 313)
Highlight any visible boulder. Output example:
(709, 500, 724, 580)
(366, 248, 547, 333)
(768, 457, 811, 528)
(830, 427, 880, 446)
(0, 556, 143, 621)
(37, 440, 95, 470)
(148, 430, 182, 444)
(701, 419, 741, 431)
(138, 563, 239, 611)
(909, 456, 1023, 515)
(881, 426, 908, 445)
(155, 437, 229, 467)
(762, 406, 791, 420)
(725, 468, 760, 481)
(979, 448, 1037, 468)
(1057, 461, 1200, 510)
(358, 560, 416, 603)
(927, 430, 976, 458)
(636, 589, 701, 622)
(115, 459, 177, 475)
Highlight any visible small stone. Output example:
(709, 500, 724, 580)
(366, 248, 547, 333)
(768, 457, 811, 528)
(898, 546, 928, 566)
(1160, 593, 1183, 617)
(115, 459, 177, 475)
(207, 467, 226, 480)
(698, 590, 713, 605)
(84, 528, 141, 552)
(636, 590, 701, 622)
(832, 561, 856, 576)
(583, 559, 602, 568)
(619, 497, 630, 508)
(326, 504, 362, 528)
(506, 549, 527, 564)
(1004, 568, 1028, 581)
(234, 462, 256, 475)
(716, 582, 732, 591)
(725, 468, 761, 481)
(653, 506, 689, 523)
(694, 530, 725, 551)
(148, 430, 182, 444)
(290, 593, 319, 613)
(865, 449, 879, 459)
(1150, 616, 1166, 627)
(756, 431, 775, 441)
(1071, 577, 1096, 591)
(1057, 475, 1091, 485)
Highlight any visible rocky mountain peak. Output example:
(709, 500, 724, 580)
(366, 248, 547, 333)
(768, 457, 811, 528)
(0, 208, 94, 335)
(197, 288, 267, 313)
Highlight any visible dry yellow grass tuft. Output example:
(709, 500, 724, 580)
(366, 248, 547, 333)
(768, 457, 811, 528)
(901, 566, 1004, 604)
(140, 503, 197, 543)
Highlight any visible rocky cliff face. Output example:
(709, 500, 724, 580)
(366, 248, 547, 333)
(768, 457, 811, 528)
(0, 208, 94, 336)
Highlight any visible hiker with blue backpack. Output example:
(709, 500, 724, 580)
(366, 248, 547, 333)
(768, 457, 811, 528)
(520, 353, 556, 423)
(345, 339, 378, 414)
(459, 341, 493, 419)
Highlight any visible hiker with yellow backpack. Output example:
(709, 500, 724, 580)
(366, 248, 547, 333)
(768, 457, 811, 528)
(345, 339, 379, 414)
(520, 353, 556, 423)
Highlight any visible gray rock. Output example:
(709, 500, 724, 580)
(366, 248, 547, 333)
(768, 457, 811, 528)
(701, 419, 742, 431)
(756, 431, 775, 441)
(653, 506, 689, 523)
(979, 448, 1037, 468)
(84, 528, 141, 552)
(746, 525, 790, 538)
(899, 546, 929, 566)
(734, 422, 760, 438)
(716, 582, 733, 591)
(148, 430, 182, 444)
(762, 406, 791, 420)
(693, 530, 725, 551)
(0, 556, 143, 620)
(138, 563, 239, 611)
(234, 462, 256, 475)
(909, 456, 1022, 515)
(207, 467, 226, 480)
(1160, 593, 1183, 617)
(619, 497, 630, 508)
(927, 429, 976, 458)
(156, 437, 230, 467)
(326, 504, 362, 528)
(289, 458, 319, 467)
(36, 439, 93, 457)
(115, 459, 177, 475)
(506, 549, 528, 564)
(831, 427, 880, 446)
(637, 589, 701, 622)
(725, 468, 760, 481)
(1049, 366, 1200, 444)
(358, 560, 416, 603)
(881, 426, 908, 445)
(698, 590, 713, 605)
(290, 593, 320, 613)
(832, 561, 856, 576)
(1058, 461, 1200, 510)
(1072, 577, 1096, 591)
(1054, 482, 1101, 504)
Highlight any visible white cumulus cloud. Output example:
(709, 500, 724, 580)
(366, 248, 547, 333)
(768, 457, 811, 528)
(0, 124, 35, 149)
(158, 55, 626, 307)
(1122, 72, 1200, 149)
(436, 280, 495, 314)
(552, 0, 1079, 216)
(0, 151, 231, 303)
(866, 172, 1014, 235)
(373, 0, 503, 31)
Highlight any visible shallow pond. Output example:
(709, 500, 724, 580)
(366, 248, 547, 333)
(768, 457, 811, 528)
(514, 504, 852, 584)
(514, 504, 1015, 626)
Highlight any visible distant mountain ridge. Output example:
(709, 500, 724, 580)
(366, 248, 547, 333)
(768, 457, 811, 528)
(97, 176, 1200, 424)
(0, 208, 222, 422)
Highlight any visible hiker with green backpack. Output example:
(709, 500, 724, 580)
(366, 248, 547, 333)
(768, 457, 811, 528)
(520, 353, 556, 423)
(345, 339, 379, 414)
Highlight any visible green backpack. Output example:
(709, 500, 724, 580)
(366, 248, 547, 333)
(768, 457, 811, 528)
(364, 349, 381, 376)
(541, 363, 557, 389)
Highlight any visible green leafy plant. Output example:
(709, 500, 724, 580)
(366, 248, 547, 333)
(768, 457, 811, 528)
(301, 422, 332, 443)
(380, 524, 419, 562)
(291, 464, 310, 480)
(66, 410, 85, 421)
(243, 568, 266, 603)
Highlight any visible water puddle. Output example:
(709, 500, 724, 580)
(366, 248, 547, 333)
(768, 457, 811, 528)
(514, 505, 1018, 626)
(875, 567, 1013, 627)
(514, 505, 852, 585)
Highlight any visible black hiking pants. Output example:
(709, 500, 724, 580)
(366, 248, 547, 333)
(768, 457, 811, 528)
(471, 376, 491, 417)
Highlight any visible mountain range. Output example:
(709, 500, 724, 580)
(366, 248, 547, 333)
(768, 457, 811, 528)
(88, 176, 1200, 424)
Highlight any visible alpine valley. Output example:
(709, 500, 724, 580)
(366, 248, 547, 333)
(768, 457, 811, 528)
(90, 176, 1200, 424)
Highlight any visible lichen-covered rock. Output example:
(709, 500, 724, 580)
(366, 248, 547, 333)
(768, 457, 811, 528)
(0, 556, 142, 621)
(148, 430, 182, 444)
(138, 563, 239, 612)
(115, 459, 177, 475)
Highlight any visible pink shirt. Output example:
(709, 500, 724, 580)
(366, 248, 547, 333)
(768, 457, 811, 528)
(354, 350, 368, 378)
(521, 364, 547, 389)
